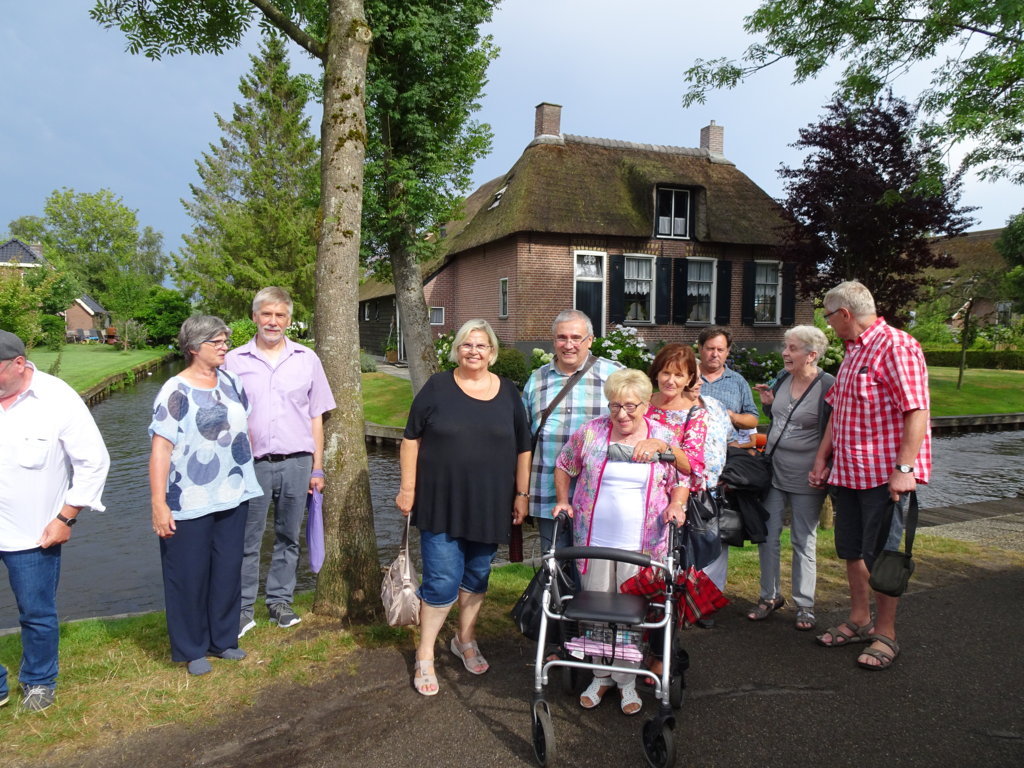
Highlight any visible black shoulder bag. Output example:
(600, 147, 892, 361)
(869, 492, 919, 597)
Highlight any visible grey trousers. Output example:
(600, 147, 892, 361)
(241, 454, 312, 612)
(757, 486, 825, 608)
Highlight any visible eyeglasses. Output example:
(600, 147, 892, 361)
(822, 307, 843, 319)
(608, 402, 642, 414)
(202, 339, 230, 350)
(458, 343, 492, 352)
(555, 334, 592, 346)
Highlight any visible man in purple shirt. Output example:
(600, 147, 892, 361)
(225, 287, 336, 635)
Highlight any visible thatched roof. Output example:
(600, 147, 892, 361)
(438, 134, 786, 258)
(928, 228, 1005, 273)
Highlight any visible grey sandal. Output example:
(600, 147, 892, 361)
(747, 596, 785, 621)
(816, 619, 874, 647)
(795, 608, 816, 631)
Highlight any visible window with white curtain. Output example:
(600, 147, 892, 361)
(429, 307, 444, 325)
(687, 259, 715, 323)
(655, 188, 690, 239)
(754, 262, 781, 323)
(624, 256, 654, 323)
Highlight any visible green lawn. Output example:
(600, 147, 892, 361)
(927, 366, 1024, 416)
(27, 344, 172, 393)
(361, 372, 414, 427)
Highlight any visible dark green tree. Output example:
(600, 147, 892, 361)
(92, 0, 381, 621)
(683, 0, 1024, 183)
(997, 209, 1024, 309)
(778, 93, 974, 325)
(136, 286, 193, 345)
(174, 33, 320, 321)
(361, 0, 498, 393)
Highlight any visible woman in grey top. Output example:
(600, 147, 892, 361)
(750, 326, 835, 631)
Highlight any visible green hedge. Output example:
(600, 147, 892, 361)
(924, 350, 1024, 370)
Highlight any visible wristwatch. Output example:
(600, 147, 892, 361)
(895, 464, 914, 474)
(56, 513, 77, 527)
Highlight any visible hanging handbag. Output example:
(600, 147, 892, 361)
(716, 490, 745, 547)
(510, 568, 547, 641)
(380, 516, 420, 627)
(869, 492, 919, 597)
(684, 488, 722, 570)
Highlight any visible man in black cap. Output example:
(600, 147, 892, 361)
(0, 330, 109, 711)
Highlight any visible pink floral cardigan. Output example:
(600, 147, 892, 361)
(555, 416, 687, 572)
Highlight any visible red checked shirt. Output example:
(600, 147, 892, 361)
(825, 318, 932, 489)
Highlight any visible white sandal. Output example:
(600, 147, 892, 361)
(619, 681, 642, 716)
(579, 677, 613, 709)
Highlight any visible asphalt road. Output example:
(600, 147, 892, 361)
(63, 564, 1024, 768)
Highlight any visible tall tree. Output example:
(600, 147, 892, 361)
(683, 1, 1024, 183)
(997, 209, 1024, 309)
(361, 0, 498, 393)
(778, 93, 974, 324)
(9, 188, 166, 316)
(92, 0, 381, 621)
(174, 33, 320, 321)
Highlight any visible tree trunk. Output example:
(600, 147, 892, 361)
(391, 239, 439, 394)
(312, 0, 379, 621)
(957, 298, 973, 391)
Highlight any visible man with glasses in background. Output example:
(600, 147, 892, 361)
(0, 330, 109, 711)
(523, 310, 622, 552)
(225, 287, 335, 636)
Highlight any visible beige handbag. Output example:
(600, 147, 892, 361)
(381, 516, 420, 626)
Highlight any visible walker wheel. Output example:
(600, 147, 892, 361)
(532, 700, 556, 766)
(642, 718, 675, 768)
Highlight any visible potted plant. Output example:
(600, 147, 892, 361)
(384, 339, 398, 363)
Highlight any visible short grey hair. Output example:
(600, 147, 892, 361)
(604, 368, 653, 404)
(450, 319, 499, 365)
(179, 315, 231, 362)
(785, 325, 828, 359)
(551, 309, 594, 338)
(252, 286, 293, 317)
(823, 280, 876, 319)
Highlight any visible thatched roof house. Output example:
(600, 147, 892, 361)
(359, 103, 812, 357)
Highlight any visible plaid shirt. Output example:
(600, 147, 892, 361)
(522, 355, 622, 519)
(825, 317, 932, 489)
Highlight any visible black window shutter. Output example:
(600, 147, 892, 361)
(781, 262, 797, 325)
(672, 258, 689, 324)
(715, 260, 732, 325)
(608, 254, 625, 325)
(655, 257, 671, 325)
(741, 261, 756, 325)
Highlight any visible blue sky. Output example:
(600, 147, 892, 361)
(3, 1, 1019, 261)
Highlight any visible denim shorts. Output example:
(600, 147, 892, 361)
(832, 484, 893, 569)
(418, 530, 498, 607)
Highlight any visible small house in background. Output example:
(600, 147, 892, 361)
(358, 102, 813, 359)
(928, 228, 1016, 331)
(0, 238, 47, 271)
(64, 294, 111, 342)
(0, 237, 113, 342)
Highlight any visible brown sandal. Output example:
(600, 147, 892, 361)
(857, 634, 900, 670)
(816, 619, 874, 647)
(747, 596, 785, 621)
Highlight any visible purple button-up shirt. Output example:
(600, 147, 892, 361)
(224, 337, 336, 458)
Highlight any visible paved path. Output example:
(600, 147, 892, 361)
(66, 512, 1024, 768)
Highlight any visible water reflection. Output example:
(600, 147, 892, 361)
(2, 363, 1021, 626)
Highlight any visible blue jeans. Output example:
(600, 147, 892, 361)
(418, 530, 497, 607)
(0, 545, 62, 696)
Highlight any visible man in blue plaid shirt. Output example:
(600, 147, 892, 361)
(523, 310, 622, 552)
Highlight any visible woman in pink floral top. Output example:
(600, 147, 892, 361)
(553, 368, 687, 716)
(642, 344, 709, 487)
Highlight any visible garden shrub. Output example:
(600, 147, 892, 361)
(591, 325, 654, 371)
(359, 350, 377, 373)
(491, 347, 529, 388)
(40, 315, 65, 352)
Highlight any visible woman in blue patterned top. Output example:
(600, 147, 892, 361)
(148, 315, 263, 676)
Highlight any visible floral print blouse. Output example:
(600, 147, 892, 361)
(648, 396, 729, 490)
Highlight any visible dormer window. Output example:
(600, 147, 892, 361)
(655, 188, 690, 239)
(488, 185, 508, 210)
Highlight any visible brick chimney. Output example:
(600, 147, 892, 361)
(534, 102, 563, 139)
(700, 121, 724, 155)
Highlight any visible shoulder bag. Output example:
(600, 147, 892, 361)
(759, 371, 826, 487)
(381, 516, 421, 626)
(869, 492, 918, 597)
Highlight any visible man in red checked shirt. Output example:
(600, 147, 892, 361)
(809, 281, 931, 672)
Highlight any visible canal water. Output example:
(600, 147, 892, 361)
(2, 366, 1023, 627)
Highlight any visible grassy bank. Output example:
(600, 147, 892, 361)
(27, 344, 172, 393)
(3, 532, 1020, 765)
(360, 365, 1024, 431)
